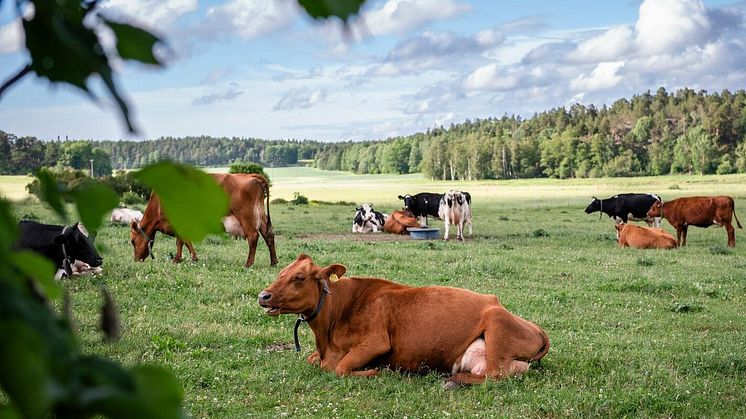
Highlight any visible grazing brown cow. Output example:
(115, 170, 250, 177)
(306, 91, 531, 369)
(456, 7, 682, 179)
(131, 173, 278, 267)
(257, 254, 550, 387)
(383, 210, 420, 234)
(615, 223, 677, 249)
(647, 196, 742, 247)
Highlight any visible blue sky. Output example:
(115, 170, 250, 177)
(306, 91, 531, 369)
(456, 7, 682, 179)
(1, 0, 745, 141)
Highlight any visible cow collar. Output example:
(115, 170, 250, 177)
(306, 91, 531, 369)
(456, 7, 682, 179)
(293, 279, 332, 352)
(599, 199, 603, 220)
(60, 225, 74, 277)
(134, 223, 155, 260)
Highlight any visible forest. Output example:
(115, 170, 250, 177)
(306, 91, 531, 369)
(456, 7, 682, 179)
(2, 87, 746, 179)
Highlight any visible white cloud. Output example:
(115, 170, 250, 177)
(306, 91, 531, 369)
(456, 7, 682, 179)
(635, 0, 712, 54)
(191, 86, 244, 106)
(569, 26, 633, 62)
(102, 0, 198, 28)
(570, 61, 625, 92)
(463, 63, 519, 91)
(360, 0, 471, 36)
(274, 88, 327, 111)
(203, 0, 300, 39)
(0, 19, 23, 55)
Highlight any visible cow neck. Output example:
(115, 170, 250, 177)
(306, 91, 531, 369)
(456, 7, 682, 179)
(293, 278, 332, 352)
(136, 211, 157, 260)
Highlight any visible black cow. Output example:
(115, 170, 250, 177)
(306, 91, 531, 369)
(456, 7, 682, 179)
(398, 192, 472, 226)
(584, 193, 661, 227)
(12, 221, 103, 276)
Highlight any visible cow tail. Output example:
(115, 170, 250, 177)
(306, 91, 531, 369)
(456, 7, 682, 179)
(264, 178, 272, 230)
(733, 198, 742, 229)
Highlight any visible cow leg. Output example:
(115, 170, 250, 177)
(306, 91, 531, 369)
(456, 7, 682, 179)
(333, 336, 391, 377)
(174, 238, 184, 263)
(259, 215, 278, 266)
(185, 240, 198, 262)
(681, 225, 688, 246)
(445, 361, 530, 388)
(307, 351, 321, 366)
(244, 230, 259, 268)
(443, 221, 450, 241)
(725, 222, 736, 247)
(458, 221, 465, 241)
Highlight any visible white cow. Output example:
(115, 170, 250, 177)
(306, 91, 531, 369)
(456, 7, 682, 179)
(438, 190, 472, 241)
(352, 204, 388, 233)
(110, 208, 143, 224)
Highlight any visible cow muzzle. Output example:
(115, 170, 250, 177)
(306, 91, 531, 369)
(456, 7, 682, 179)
(257, 291, 281, 315)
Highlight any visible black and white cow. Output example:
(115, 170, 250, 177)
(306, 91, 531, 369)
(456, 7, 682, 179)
(352, 204, 387, 233)
(398, 192, 472, 226)
(13, 221, 103, 277)
(584, 193, 661, 227)
(438, 190, 473, 241)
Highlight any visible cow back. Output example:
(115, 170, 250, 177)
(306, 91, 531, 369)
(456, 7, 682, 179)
(384, 210, 419, 234)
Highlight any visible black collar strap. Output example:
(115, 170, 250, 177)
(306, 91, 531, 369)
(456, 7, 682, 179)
(293, 279, 331, 352)
(135, 223, 155, 259)
(599, 199, 603, 220)
(60, 225, 73, 277)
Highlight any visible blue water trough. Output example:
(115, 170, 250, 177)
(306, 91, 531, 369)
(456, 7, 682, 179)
(407, 227, 440, 240)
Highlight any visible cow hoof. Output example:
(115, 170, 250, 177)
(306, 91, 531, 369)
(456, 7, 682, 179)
(443, 380, 460, 390)
(172, 258, 183, 264)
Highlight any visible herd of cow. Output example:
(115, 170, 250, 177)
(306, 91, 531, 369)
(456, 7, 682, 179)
(9, 173, 742, 389)
(353, 190, 473, 240)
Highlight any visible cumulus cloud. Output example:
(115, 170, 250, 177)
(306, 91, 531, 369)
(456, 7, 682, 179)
(635, 0, 712, 54)
(102, 0, 198, 29)
(369, 29, 504, 77)
(0, 19, 23, 55)
(569, 26, 633, 63)
(360, 0, 471, 36)
(191, 86, 244, 106)
(273, 88, 326, 111)
(570, 61, 625, 91)
(200, 0, 300, 39)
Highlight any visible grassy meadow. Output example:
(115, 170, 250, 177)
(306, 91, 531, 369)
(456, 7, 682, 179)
(2, 169, 746, 417)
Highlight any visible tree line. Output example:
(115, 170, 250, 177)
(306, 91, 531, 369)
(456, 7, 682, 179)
(2, 87, 746, 179)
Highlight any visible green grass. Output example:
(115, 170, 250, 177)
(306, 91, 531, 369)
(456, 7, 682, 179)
(0, 175, 32, 201)
(4, 171, 746, 417)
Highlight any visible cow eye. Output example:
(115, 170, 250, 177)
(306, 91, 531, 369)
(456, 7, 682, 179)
(294, 274, 305, 282)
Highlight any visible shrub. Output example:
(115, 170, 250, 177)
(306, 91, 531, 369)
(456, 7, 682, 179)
(291, 192, 308, 205)
(26, 168, 92, 202)
(229, 162, 270, 184)
(271, 198, 288, 204)
(121, 191, 145, 205)
(532, 228, 550, 237)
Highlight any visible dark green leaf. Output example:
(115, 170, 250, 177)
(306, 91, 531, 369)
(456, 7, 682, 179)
(0, 405, 23, 419)
(0, 199, 19, 252)
(101, 18, 163, 65)
(135, 162, 229, 242)
(130, 365, 184, 418)
(0, 321, 53, 419)
(34, 169, 67, 220)
(8, 251, 60, 300)
(68, 182, 119, 236)
(297, 0, 366, 21)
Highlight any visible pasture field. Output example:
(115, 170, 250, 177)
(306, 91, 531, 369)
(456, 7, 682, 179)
(0, 175, 32, 201)
(3, 170, 746, 418)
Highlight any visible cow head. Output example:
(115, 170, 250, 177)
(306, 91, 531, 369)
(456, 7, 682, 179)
(614, 222, 625, 241)
(584, 197, 600, 214)
(130, 221, 153, 261)
(445, 190, 465, 207)
(647, 200, 663, 218)
(257, 254, 346, 317)
(398, 194, 414, 211)
(55, 223, 103, 267)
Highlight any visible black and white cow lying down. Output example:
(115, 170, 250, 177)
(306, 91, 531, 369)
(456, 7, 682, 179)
(584, 193, 661, 227)
(352, 204, 388, 233)
(398, 192, 472, 226)
(12, 220, 103, 277)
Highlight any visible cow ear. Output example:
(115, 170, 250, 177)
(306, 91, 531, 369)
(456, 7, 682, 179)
(130, 221, 139, 230)
(321, 263, 346, 280)
(397, 195, 404, 200)
(53, 233, 67, 244)
(296, 253, 311, 262)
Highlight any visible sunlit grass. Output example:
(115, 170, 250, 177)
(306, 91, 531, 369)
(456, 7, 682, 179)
(5, 171, 746, 417)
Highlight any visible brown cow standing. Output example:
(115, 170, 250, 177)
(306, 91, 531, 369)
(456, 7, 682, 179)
(647, 196, 742, 247)
(615, 223, 677, 249)
(257, 254, 549, 387)
(131, 173, 278, 267)
(383, 210, 420, 234)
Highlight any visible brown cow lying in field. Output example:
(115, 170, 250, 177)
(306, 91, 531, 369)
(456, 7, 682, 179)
(615, 223, 677, 249)
(647, 196, 742, 247)
(257, 254, 550, 387)
(383, 210, 420, 234)
(131, 173, 278, 267)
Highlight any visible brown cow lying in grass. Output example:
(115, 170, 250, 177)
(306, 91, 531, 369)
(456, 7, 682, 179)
(615, 223, 677, 249)
(383, 210, 420, 234)
(258, 254, 550, 387)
